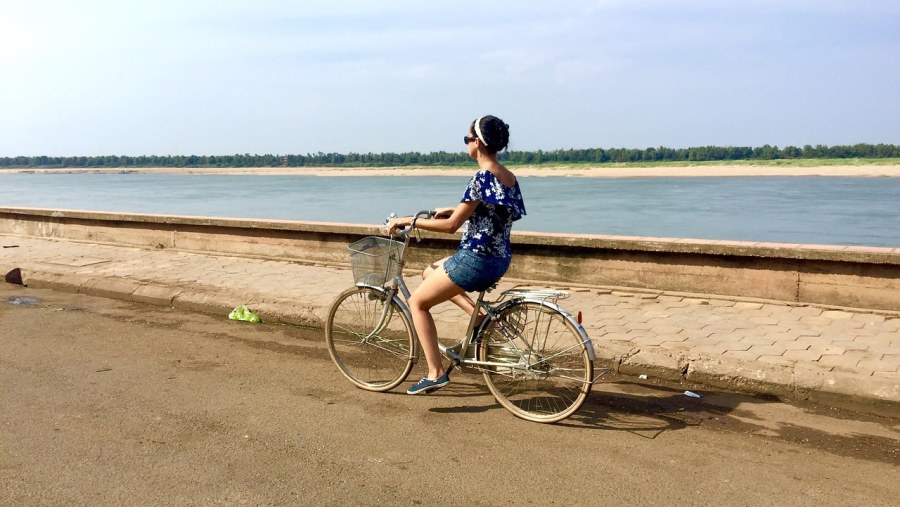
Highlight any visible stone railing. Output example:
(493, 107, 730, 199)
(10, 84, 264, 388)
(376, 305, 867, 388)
(1, 206, 898, 311)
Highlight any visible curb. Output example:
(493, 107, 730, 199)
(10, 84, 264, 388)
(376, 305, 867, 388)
(600, 345, 900, 418)
(7, 266, 900, 418)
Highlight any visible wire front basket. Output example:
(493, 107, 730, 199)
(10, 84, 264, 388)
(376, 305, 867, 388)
(348, 236, 404, 286)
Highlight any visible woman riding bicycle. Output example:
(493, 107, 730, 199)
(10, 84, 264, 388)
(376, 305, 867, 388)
(387, 115, 526, 395)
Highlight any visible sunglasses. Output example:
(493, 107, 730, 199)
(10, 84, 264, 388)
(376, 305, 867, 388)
(464, 136, 478, 145)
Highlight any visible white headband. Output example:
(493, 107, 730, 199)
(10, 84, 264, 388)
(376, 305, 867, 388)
(473, 116, 488, 146)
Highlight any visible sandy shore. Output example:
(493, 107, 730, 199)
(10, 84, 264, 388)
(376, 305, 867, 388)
(5, 164, 900, 178)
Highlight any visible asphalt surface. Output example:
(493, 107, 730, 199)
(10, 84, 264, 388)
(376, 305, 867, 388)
(2, 284, 899, 506)
(0, 284, 900, 505)
(2, 236, 899, 417)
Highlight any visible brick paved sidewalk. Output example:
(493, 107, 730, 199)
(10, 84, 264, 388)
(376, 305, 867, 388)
(2, 235, 898, 415)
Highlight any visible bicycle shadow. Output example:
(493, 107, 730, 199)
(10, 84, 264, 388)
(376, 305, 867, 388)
(558, 380, 780, 438)
(428, 377, 778, 438)
(422, 380, 497, 414)
(557, 388, 697, 437)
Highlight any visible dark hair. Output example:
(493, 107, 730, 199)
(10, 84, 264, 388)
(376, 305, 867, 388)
(471, 115, 510, 154)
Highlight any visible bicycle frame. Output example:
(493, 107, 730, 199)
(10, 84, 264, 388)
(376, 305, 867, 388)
(356, 210, 597, 378)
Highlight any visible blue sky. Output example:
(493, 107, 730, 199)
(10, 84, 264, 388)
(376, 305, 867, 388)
(2, 0, 898, 156)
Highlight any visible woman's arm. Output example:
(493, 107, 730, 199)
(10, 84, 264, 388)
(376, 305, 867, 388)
(388, 201, 478, 235)
(433, 206, 456, 219)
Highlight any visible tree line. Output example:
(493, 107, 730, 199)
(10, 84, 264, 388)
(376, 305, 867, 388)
(2, 143, 898, 169)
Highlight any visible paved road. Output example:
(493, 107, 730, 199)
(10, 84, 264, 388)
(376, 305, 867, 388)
(2, 284, 898, 506)
(3, 235, 898, 413)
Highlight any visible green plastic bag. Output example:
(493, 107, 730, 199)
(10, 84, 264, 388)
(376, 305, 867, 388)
(228, 305, 261, 323)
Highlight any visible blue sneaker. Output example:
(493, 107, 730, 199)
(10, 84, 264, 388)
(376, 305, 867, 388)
(406, 372, 450, 395)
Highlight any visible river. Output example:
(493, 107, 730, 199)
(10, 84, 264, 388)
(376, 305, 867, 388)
(1, 173, 898, 247)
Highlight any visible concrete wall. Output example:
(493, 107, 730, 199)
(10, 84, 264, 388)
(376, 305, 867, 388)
(2, 206, 898, 311)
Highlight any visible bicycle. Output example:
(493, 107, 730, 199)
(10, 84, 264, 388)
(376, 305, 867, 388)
(324, 210, 605, 423)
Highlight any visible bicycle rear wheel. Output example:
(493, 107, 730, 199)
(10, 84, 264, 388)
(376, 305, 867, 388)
(325, 286, 416, 392)
(478, 301, 593, 423)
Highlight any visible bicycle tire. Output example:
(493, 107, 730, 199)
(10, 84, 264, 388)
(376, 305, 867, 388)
(325, 286, 416, 392)
(478, 300, 593, 423)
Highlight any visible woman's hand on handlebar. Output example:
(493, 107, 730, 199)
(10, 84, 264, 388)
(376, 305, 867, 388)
(386, 216, 412, 236)
(386, 210, 438, 237)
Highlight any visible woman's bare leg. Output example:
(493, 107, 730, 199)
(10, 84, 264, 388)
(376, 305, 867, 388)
(408, 263, 466, 379)
(423, 258, 484, 324)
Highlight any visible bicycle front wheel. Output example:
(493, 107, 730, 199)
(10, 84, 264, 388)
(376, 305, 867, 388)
(478, 301, 593, 423)
(325, 286, 416, 392)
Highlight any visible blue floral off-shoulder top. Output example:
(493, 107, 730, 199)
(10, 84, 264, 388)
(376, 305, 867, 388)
(459, 170, 526, 259)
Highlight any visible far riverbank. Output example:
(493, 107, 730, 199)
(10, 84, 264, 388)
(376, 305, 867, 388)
(4, 164, 900, 178)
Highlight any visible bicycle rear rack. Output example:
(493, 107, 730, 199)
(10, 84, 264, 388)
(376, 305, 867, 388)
(501, 288, 570, 302)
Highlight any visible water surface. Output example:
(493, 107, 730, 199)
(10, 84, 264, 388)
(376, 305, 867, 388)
(1, 173, 898, 247)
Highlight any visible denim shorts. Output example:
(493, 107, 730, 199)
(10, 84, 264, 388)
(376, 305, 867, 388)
(443, 249, 510, 292)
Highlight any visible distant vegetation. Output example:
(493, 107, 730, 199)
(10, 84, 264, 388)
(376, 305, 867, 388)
(2, 143, 898, 169)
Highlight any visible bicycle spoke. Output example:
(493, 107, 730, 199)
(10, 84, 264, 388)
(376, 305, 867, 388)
(325, 287, 415, 391)
(480, 300, 593, 423)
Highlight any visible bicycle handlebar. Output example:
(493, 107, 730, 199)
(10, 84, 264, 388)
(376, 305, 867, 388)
(386, 210, 436, 240)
